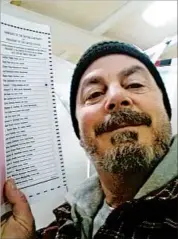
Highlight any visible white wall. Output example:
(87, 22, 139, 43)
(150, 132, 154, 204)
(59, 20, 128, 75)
(53, 55, 74, 111)
(53, 56, 89, 192)
(158, 62, 177, 135)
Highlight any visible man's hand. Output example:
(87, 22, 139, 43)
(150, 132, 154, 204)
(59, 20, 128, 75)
(1, 179, 35, 239)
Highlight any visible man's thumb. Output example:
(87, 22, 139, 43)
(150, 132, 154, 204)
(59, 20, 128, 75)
(5, 178, 33, 223)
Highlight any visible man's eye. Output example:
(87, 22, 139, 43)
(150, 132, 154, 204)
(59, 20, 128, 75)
(126, 83, 143, 89)
(87, 91, 103, 100)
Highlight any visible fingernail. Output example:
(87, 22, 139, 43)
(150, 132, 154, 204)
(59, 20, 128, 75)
(8, 178, 17, 190)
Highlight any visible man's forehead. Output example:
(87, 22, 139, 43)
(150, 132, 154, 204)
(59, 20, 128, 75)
(81, 54, 149, 80)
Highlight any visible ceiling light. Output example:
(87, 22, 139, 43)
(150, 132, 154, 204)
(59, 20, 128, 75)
(142, 1, 177, 27)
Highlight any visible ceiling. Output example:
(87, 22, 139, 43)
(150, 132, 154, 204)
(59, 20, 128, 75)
(10, 0, 177, 64)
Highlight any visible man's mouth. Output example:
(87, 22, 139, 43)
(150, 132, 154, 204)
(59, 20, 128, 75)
(95, 110, 152, 137)
(104, 122, 143, 134)
(95, 122, 143, 137)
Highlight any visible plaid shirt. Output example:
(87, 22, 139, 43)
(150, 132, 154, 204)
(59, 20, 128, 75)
(36, 176, 178, 239)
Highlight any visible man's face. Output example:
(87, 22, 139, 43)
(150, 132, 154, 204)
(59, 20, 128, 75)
(76, 54, 172, 174)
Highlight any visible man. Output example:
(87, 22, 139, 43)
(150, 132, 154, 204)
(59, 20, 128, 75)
(1, 41, 177, 239)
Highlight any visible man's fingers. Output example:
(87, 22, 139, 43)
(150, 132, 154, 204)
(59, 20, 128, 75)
(4, 179, 33, 224)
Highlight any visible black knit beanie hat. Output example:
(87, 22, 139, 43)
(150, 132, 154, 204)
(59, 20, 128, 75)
(70, 41, 172, 139)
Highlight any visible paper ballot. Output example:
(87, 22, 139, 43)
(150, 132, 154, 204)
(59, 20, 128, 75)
(0, 14, 67, 215)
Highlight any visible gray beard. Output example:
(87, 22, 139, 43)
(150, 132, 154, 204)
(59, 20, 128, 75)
(83, 129, 171, 175)
(95, 142, 155, 174)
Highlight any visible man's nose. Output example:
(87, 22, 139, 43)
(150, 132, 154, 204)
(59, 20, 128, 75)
(104, 85, 133, 113)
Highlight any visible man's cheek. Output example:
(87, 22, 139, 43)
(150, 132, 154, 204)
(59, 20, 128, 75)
(79, 112, 95, 136)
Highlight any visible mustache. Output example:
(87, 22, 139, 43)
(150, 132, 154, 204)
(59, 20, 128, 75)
(95, 109, 152, 137)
